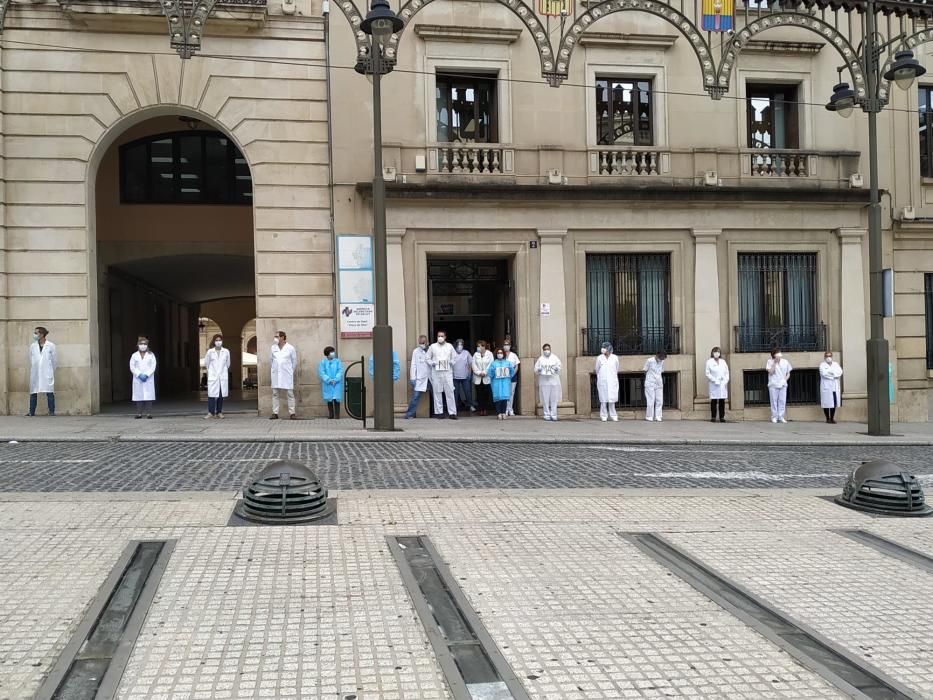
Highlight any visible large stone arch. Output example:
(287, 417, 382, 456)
(714, 13, 865, 98)
(555, 0, 715, 91)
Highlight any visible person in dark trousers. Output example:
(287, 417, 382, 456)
(705, 346, 730, 423)
(490, 348, 515, 420)
(819, 351, 843, 423)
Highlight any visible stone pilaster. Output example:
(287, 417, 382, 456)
(837, 228, 868, 397)
(387, 228, 408, 410)
(691, 229, 722, 403)
(537, 229, 571, 413)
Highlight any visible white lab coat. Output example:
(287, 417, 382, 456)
(205, 347, 231, 398)
(271, 342, 298, 390)
(472, 350, 494, 385)
(29, 340, 57, 394)
(767, 358, 793, 388)
(643, 357, 664, 388)
(129, 351, 157, 402)
(409, 346, 430, 392)
(705, 357, 730, 400)
(819, 360, 843, 408)
(595, 353, 620, 403)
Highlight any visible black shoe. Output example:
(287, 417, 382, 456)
(289, 414, 297, 420)
(449, 415, 458, 420)
(146, 415, 152, 419)
(135, 415, 142, 420)
(270, 414, 279, 420)
(719, 418, 726, 423)
(710, 418, 716, 423)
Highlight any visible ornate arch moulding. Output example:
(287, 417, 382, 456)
(0, 0, 9, 34)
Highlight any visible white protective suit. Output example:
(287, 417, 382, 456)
(130, 351, 157, 402)
(409, 346, 430, 392)
(819, 359, 843, 409)
(534, 353, 562, 420)
(595, 352, 620, 420)
(643, 356, 665, 421)
(205, 347, 231, 398)
(705, 357, 730, 400)
(425, 340, 457, 416)
(29, 341, 57, 394)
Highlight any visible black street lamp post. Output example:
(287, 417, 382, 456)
(358, 0, 403, 432)
(825, 0, 925, 437)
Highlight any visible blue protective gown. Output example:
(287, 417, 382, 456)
(319, 357, 344, 401)
(489, 359, 515, 402)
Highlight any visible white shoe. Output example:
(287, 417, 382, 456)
(780, 417, 787, 423)
(655, 417, 662, 422)
(601, 416, 608, 422)
(611, 416, 619, 422)
(645, 417, 653, 422)
(771, 417, 778, 423)
(217, 413, 224, 420)
(204, 413, 213, 420)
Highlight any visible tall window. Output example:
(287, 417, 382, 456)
(596, 78, 653, 146)
(120, 131, 251, 204)
(925, 274, 933, 369)
(737, 253, 822, 352)
(436, 73, 497, 143)
(920, 87, 933, 177)
(747, 84, 799, 149)
(585, 253, 676, 355)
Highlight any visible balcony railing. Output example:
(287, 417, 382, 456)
(592, 147, 666, 176)
(746, 150, 815, 177)
(734, 324, 827, 353)
(582, 326, 681, 356)
(430, 144, 512, 175)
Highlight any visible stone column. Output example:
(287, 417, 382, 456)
(0, 44, 7, 415)
(387, 229, 408, 411)
(837, 228, 868, 397)
(692, 229, 722, 407)
(538, 229, 570, 414)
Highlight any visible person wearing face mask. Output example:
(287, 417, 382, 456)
(705, 346, 730, 423)
(270, 330, 299, 420)
(643, 351, 666, 422)
(405, 335, 431, 419)
(472, 340, 494, 416)
(452, 339, 476, 414)
(503, 336, 520, 416)
(766, 348, 793, 423)
(319, 345, 343, 419)
(367, 350, 401, 383)
(595, 342, 620, 422)
(426, 330, 458, 419)
(129, 335, 157, 419)
(490, 347, 516, 420)
(534, 343, 562, 421)
(819, 352, 843, 423)
(27, 326, 57, 416)
(204, 333, 231, 419)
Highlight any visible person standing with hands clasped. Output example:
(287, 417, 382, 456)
(27, 326, 57, 416)
(270, 330, 298, 420)
(204, 334, 231, 419)
(319, 346, 343, 419)
(490, 347, 516, 420)
(819, 351, 843, 423)
(534, 343, 562, 421)
(766, 348, 792, 424)
(130, 336, 157, 419)
(595, 342, 620, 422)
(705, 346, 730, 423)
(405, 336, 430, 419)
(643, 351, 666, 422)
(426, 330, 458, 419)
(472, 340, 494, 416)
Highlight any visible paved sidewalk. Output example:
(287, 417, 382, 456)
(1, 412, 931, 445)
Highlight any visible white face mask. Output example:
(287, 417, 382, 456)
(775, 353, 782, 360)
(825, 356, 832, 362)
(328, 352, 336, 360)
(603, 348, 610, 355)
(543, 350, 551, 357)
(215, 340, 223, 348)
(437, 336, 445, 344)
(497, 354, 504, 360)
(456, 344, 463, 352)
(138, 344, 148, 352)
(476, 346, 482, 353)
(503, 345, 511, 352)
(713, 352, 720, 359)
(274, 337, 281, 343)
(33, 334, 39, 342)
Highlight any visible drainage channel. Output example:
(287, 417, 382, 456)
(834, 529, 933, 575)
(37, 540, 174, 700)
(620, 532, 922, 700)
(388, 536, 530, 700)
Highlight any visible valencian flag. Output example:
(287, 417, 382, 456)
(539, 0, 571, 16)
(702, 0, 734, 31)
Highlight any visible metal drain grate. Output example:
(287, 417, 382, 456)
(388, 536, 530, 700)
(834, 530, 933, 575)
(621, 532, 922, 700)
(37, 540, 174, 700)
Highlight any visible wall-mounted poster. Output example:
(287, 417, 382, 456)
(337, 235, 374, 338)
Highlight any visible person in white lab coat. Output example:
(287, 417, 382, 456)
(534, 343, 562, 421)
(595, 342, 620, 422)
(27, 326, 57, 416)
(766, 348, 793, 423)
(129, 335, 157, 419)
(503, 336, 521, 416)
(643, 351, 666, 422)
(270, 330, 298, 420)
(819, 351, 843, 424)
(204, 333, 231, 419)
(705, 346, 730, 423)
(426, 330, 458, 419)
(405, 336, 431, 419)
(472, 340, 494, 416)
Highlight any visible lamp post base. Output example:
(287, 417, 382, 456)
(372, 324, 396, 432)
(866, 337, 891, 436)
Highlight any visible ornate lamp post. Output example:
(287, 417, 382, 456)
(825, 0, 926, 437)
(358, 0, 403, 431)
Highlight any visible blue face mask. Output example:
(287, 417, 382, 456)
(328, 352, 336, 360)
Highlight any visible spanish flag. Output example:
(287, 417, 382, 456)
(702, 0, 734, 31)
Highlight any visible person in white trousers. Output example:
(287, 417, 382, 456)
(426, 330, 458, 419)
(534, 343, 562, 421)
(595, 342, 619, 421)
(270, 330, 298, 420)
(643, 351, 666, 421)
(504, 336, 520, 416)
(766, 349, 793, 423)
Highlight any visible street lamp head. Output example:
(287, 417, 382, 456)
(883, 49, 926, 91)
(361, 0, 403, 45)
(826, 81, 856, 118)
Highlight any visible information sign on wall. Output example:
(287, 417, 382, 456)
(337, 235, 375, 338)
